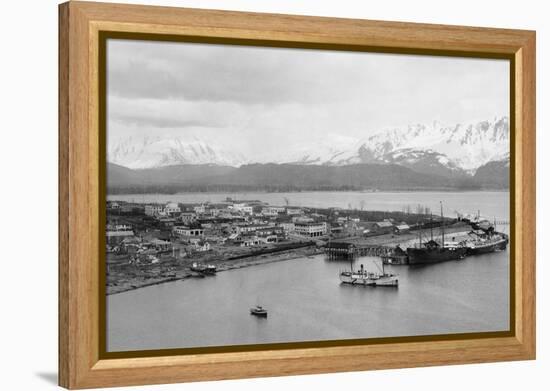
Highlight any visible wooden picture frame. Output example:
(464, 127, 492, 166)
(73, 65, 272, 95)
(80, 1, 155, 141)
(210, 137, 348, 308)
(59, 1, 536, 389)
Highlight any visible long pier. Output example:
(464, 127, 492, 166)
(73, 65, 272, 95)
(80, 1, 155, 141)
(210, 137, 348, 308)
(325, 242, 395, 259)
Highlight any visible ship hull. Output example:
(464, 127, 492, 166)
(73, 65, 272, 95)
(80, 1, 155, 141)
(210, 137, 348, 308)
(467, 238, 508, 255)
(406, 247, 467, 265)
(382, 254, 409, 265)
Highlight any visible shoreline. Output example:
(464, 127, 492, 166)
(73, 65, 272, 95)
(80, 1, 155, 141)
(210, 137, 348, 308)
(106, 223, 474, 296)
(106, 245, 322, 296)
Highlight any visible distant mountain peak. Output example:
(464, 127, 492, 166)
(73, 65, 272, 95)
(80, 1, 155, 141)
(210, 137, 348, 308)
(107, 117, 509, 177)
(107, 135, 247, 169)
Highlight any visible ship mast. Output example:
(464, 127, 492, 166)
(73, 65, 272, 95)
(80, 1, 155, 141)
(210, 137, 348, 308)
(430, 213, 434, 241)
(440, 201, 445, 247)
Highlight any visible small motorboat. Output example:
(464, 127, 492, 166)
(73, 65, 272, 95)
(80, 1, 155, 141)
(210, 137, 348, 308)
(250, 305, 268, 317)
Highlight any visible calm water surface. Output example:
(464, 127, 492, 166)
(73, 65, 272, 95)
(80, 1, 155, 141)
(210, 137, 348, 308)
(108, 190, 509, 220)
(106, 191, 510, 352)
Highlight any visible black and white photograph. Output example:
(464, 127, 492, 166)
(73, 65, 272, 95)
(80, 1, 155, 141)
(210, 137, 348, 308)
(104, 39, 511, 352)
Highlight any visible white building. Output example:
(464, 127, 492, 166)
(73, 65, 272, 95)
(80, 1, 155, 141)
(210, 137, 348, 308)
(294, 222, 328, 238)
(394, 224, 411, 234)
(239, 236, 261, 247)
(192, 241, 211, 252)
(233, 224, 269, 235)
(261, 206, 285, 216)
(286, 208, 303, 215)
(232, 203, 254, 214)
(375, 221, 394, 232)
(173, 226, 204, 237)
(258, 235, 278, 244)
(164, 202, 181, 214)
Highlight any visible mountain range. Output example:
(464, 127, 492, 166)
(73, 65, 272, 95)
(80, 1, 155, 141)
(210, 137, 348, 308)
(107, 117, 510, 192)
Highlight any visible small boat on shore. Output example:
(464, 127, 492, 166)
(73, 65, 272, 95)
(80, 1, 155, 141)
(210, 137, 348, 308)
(190, 262, 217, 275)
(250, 305, 268, 317)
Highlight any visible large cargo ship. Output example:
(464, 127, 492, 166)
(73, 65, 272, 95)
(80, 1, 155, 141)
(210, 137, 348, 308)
(407, 240, 467, 264)
(406, 202, 467, 265)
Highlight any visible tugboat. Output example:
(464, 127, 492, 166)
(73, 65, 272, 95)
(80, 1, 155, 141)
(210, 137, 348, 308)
(406, 202, 467, 265)
(250, 305, 268, 317)
(339, 261, 398, 287)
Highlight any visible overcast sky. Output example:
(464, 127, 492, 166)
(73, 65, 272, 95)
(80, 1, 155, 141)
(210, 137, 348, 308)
(107, 39, 509, 153)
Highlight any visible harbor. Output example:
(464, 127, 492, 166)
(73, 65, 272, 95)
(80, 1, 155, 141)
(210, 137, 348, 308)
(105, 193, 506, 295)
(326, 204, 508, 267)
(107, 244, 509, 352)
(106, 190, 510, 352)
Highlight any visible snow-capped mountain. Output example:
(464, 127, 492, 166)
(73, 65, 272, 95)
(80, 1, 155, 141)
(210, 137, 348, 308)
(265, 117, 509, 175)
(273, 117, 508, 172)
(349, 117, 510, 172)
(107, 117, 509, 176)
(107, 135, 247, 169)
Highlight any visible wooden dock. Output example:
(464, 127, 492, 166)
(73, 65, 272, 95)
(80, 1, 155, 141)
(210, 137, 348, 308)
(325, 242, 397, 259)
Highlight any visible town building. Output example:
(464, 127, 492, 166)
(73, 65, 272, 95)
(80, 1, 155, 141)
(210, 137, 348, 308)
(173, 226, 204, 237)
(232, 223, 270, 235)
(374, 220, 394, 233)
(164, 202, 181, 214)
(145, 204, 164, 216)
(330, 224, 344, 235)
(193, 205, 206, 214)
(255, 226, 283, 235)
(239, 236, 261, 247)
(190, 239, 211, 252)
(278, 222, 295, 233)
(258, 235, 278, 244)
(261, 206, 286, 216)
(286, 208, 303, 215)
(148, 238, 172, 252)
(158, 217, 177, 229)
(394, 223, 411, 234)
(106, 230, 134, 245)
(107, 202, 120, 211)
(231, 203, 254, 214)
(180, 212, 197, 225)
(294, 221, 328, 237)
